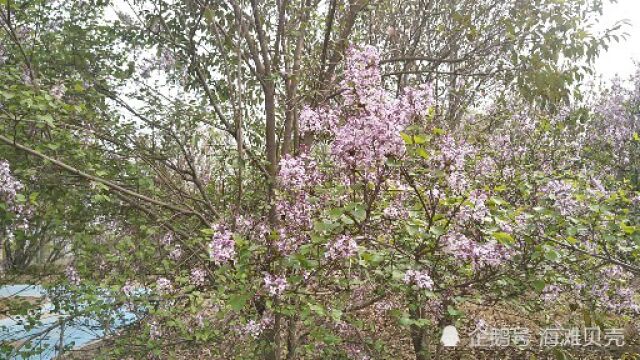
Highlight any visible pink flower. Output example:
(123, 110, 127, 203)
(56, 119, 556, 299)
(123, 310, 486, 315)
(156, 277, 172, 293)
(65, 265, 81, 286)
(190, 268, 207, 286)
(263, 273, 288, 297)
(325, 235, 358, 260)
(169, 245, 182, 261)
(541, 180, 579, 216)
(404, 269, 434, 290)
(208, 225, 235, 265)
(299, 105, 339, 135)
(278, 153, 321, 190)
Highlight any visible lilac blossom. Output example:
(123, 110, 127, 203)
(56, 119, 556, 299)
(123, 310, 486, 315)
(435, 135, 476, 172)
(238, 319, 263, 338)
(404, 269, 434, 290)
(190, 268, 207, 286)
(458, 190, 489, 222)
(50, 84, 66, 100)
(65, 265, 81, 286)
(159, 232, 174, 246)
(0, 160, 31, 220)
(236, 313, 275, 338)
(208, 225, 235, 265)
(447, 171, 469, 194)
(122, 281, 135, 297)
(383, 202, 409, 219)
(327, 46, 432, 172)
(168, 245, 182, 261)
(325, 235, 358, 260)
(275, 192, 315, 254)
(156, 277, 173, 293)
(541, 180, 579, 216)
(442, 230, 512, 268)
(299, 105, 339, 135)
(263, 273, 288, 297)
(278, 153, 321, 190)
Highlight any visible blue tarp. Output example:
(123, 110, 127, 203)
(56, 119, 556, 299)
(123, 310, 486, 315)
(0, 284, 139, 359)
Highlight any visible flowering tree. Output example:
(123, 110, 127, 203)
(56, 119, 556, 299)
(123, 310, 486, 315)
(66, 47, 636, 360)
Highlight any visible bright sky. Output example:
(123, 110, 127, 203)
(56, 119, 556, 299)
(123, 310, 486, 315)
(594, 0, 640, 80)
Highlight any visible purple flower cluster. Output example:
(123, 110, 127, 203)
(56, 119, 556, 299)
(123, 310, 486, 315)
(442, 230, 512, 269)
(168, 245, 182, 261)
(0, 160, 31, 223)
(403, 269, 434, 290)
(50, 84, 66, 100)
(431, 135, 477, 194)
(299, 46, 433, 174)
(471, 240, 513, 268)
(299, 105, 339, 135)
(331, 112, 407, 169)
(341, 45, 384, 109)
(590, 266, 639, 314)
(276, 194, 315, 254)
(458, 190, 489, 222)
(236, 313, 274, 338)
(263, 273, 288, 297)
(435, 135, 476, 172)
(208, 225, 235, 265)
(541, 180, 579, 216)
(235, 215, 270, 244)
(65, 265, 81, 286)
(159, 232, 174, 246)
(325, 235, 358, 260)
(190, 268, 207, 286)
(156, 277, 173, 293)
(382, 201, 409, 220)
(239, 319, 263, 338)
(278, 153, 321, 190)
(121, 281, 135, 297)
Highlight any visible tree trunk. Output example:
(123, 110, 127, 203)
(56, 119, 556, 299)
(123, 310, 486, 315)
(410, 324, 431, 360)
(264, 82, 278, 224)
(263, 81, 282, 360)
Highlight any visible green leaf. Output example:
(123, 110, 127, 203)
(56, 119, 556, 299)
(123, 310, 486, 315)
(493, 231, 515, 245)
(544, 249, 559, 261)
(37, 114, 55, 127)
(532, 279, 546, 292)
(352, 207, 366, 222)
(228, 293, 251, 311)
(400, 132, 413, 145)
(413, 135, 427, 144)
(309, 303, 326, 316)
(330, 308, 343, 322)
(446, 305, 460, 317)
(416, 147, 429, 159)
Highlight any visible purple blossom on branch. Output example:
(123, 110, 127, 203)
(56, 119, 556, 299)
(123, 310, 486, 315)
(263, 273, 288, 297)
(208, 225, 235, 265)
(541, 180, 579, 216)
(190, 268, 207, 286)
(156, 277, 173, 293)
(325, 235, 358, 260)
(65, 265, 81, 286)
(403, 269, 434, 290)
